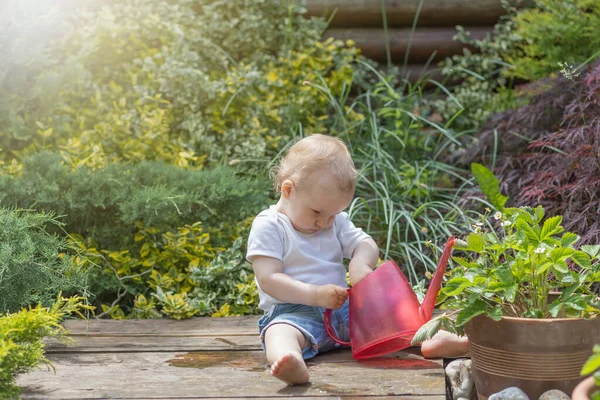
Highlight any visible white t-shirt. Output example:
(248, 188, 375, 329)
(246, 205, 371, 311)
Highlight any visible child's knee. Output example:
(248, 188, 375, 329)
(264, 322, 308, 348)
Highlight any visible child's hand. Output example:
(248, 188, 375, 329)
(314, 284, 348, 309)
(349, 264, 373, 287)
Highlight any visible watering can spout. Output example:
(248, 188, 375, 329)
(418, 236, 455, 323)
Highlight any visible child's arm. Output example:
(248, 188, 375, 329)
(348, 238, 379, 286)
(252, 255, 348, 309)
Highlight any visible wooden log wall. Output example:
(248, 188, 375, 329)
(304, 0, 515, 81)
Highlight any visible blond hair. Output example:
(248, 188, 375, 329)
(273, 134, 358, 193)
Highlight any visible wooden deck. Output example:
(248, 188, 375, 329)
(17, 316, 446, 399)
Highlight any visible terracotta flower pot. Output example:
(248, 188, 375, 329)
(572, 376, 598, 400)
(463, 315, 600, 400)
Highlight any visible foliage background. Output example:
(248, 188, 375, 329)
(4, 0, 600, 396)
(1, 0, 600, 320)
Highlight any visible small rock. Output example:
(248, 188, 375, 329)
(445, 358, 474, 400)
(538, 389, 571, 400)
(489, 387, 530, 400)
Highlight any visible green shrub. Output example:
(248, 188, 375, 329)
(68, 217, 257, 319)
(0, 208, 88, 314)
(0, 152, 269, 318)
(0, 0, 84, 174)
(0, 152, 269, 250)
(189, 237, 259, 317)
(0, 295, 91, 399)
(0, 0, 362, 170)
(506, 0, 600, 81)
(434, 0, 600, 132)
(431, 1, 525, 131)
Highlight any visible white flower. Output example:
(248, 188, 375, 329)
(455, 239, 468, 247)
(475, 222, 484, 227)
(558, 61, 580, 81)
(501, 220, 511, 227)
(534, 246, 547, 254)
(494, 212, 503, 220)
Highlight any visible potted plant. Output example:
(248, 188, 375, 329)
(573, 345, 600, 400)
(414, 163, 600, 399)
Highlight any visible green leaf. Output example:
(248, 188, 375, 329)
(560, 284, 580, 300)
(456, 299, 487, 326)
(561, 232, 579, 248)
(505, 285, 518, 302)
(540, 216, 563, 240)
(549, 301, 563, 318)
(581, 352, 600, 375)
(551, 260, 570, 275)
(411, 317, 442, 344)
(571, 251, 591, 269)
(452, 256, 478, 269)
(505, 207, 532, 224)
(536, 262, 551, 275)
(592, 378, 600, 397)
(533, 205, 545, 224)
(562, 272, 577, 284)
(471, 163, 508, 211)
(494, 266, 514, 285)
(443, 277, 473, 296)
(582, 245, 600, 258)
(516, 219, 540, 244)
(467, 233, 485, 253)
(563, 295, 588, 312)
(441, 317, 461, 336)
(489, 306, 503, 321)
(550, 247, 575, 262)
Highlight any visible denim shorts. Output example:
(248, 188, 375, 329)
(257, 299, 350, 360)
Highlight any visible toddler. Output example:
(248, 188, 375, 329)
(246, 134, 379, 385)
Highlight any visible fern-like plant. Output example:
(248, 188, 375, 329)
(0, 208, 88, 314)
(0, 295, 92, 399)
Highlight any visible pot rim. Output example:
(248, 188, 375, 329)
(474, 314, 599, 323)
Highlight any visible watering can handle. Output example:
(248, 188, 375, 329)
(324, 288, 352, 347)
(324, 308, 351, 346)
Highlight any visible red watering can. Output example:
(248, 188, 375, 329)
(324, 236, 455, 359)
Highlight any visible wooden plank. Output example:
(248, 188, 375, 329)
(63, 310, 440, 337)
(44, 335, 262, 353)
(81, 398, 444, 400)
(305, 0, 521, 27)
(61, 311, 448, 337)
(324, 27, 492, 63)
(44, 335, 428, 355)
(62, 315, 260, 336)
(88, 394, 445, 400)
(18, 350, 445, 399)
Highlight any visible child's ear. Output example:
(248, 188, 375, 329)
(281, 179, 294, 199)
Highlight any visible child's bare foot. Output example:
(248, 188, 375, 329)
(421, 330, 470, 359)
(270, 352, 309, 385)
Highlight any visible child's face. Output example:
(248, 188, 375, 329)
(281, 176, 353, 234)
